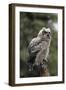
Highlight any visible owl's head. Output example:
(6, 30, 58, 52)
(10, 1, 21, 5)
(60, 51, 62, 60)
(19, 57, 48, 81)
(38, 27, 51, 41)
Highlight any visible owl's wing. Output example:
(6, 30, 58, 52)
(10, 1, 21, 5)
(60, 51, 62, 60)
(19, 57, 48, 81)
(28, 37, 41, 54)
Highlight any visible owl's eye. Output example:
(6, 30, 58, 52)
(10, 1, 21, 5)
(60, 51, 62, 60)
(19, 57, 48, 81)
(42, 31, 47, 35)
(48, 32, 51, 34)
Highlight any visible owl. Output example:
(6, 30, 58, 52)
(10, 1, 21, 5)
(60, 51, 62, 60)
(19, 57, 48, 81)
(28, 27, 51, 66)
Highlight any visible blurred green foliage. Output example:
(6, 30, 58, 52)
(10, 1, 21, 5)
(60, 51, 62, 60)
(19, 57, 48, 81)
(20, 12, 58, 77)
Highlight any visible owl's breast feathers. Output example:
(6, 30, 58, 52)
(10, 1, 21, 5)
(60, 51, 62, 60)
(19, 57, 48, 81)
(28, 36, 50, 54)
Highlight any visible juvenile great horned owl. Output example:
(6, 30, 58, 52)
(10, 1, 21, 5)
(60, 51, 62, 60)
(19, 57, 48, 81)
(28, 27, 51, 65)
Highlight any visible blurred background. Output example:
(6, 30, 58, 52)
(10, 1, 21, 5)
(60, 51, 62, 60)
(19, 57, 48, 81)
(20, 12, 58, 77)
